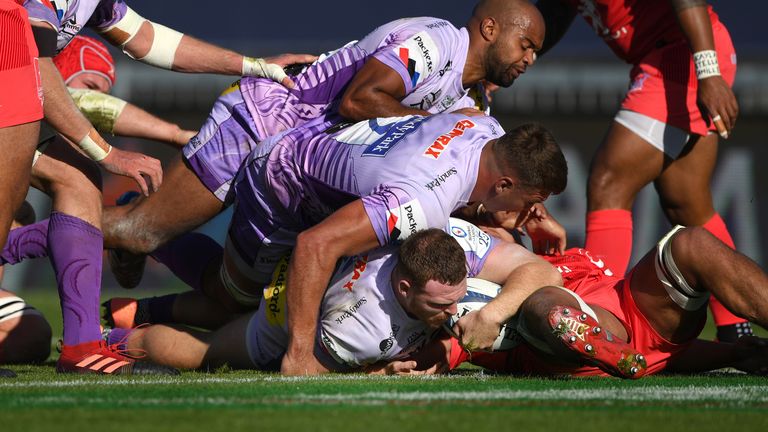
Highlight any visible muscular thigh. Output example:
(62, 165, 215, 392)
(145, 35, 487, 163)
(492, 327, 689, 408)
(203, 313, 256, 369)
(588, 121, 666, 210)
(627, 249, 706, 343)
(654, 133, 718, 225)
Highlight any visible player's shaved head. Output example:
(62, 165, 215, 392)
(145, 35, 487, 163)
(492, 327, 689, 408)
(470, 0, 543, 33)
(466, 0, 545, 87)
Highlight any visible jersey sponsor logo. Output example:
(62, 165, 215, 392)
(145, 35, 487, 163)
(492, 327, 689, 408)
(629, 73, 649, 93)
(262, 254, 291, 326)
(425, 167, 458, 191)
(423, 119, 476, 159)
(342, 255, 369, 292)
(437, 60, 452, 77)
(334, 297, 368, 325)
(449, 219, 492, 259)
(360, 117, 427, 157)
(409, 89, 442, 111)
(386, 199, 429, 242)
(396, 31, 439, 87)
(425, 20, 450, 30)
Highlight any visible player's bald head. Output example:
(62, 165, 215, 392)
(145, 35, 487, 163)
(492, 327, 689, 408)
(470, 0, 544, 33)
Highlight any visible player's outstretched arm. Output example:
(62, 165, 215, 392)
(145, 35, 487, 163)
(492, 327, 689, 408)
(36, 47, 162, 196)
(452, 240, 562, 351)
(339, 58, 431, 121)
(281, 201, 380, 376)
(535, 0, 578, 57)
(671, 0, 738, 138)
(98, 8, 316, 88)
(69, 88, 195, 148)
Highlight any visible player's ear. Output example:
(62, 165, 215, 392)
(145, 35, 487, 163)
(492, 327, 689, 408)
(397, 279, 412, 297)
(480, 17, 498, 43)
(494, 176, 515, 195)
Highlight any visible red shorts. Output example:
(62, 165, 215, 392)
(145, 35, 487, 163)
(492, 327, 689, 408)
(450, 251, 705, 376)
(0, 0, 43, 128)
(620, 21, 736, 136)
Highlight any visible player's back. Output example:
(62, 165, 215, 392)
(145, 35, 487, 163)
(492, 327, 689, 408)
(238, 16, 469, 142)
(249, 113, 503, 234)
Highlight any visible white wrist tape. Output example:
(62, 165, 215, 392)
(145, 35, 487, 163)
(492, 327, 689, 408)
(693, 50, 720, 80)
(78, 133, 113, 162)
(100, 7, 183, 70)
(242, 57, 287, 83)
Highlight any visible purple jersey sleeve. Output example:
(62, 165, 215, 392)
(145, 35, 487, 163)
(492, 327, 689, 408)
(446, 218, 496, 277)
(86, 0, 127, 30)
(23, 0, 58, 29)
(372, 19, 451, 95)
(361, 190, 432, 247)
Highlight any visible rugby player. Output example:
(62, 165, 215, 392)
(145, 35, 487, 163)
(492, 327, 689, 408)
(0, 35, 197, 375)
(438, 226, 768, 378)
(101, 0, 546, 289)
(534, 0, 750, 340)
(0, 0, 43, 285)
(102, 113, 566, 374)
(105, 221, 561, 373)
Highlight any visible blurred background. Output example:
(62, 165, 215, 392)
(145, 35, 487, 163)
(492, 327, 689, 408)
(8, 1, 767, 300)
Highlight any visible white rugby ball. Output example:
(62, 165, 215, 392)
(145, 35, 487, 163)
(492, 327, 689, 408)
(443, 278, 522, 351)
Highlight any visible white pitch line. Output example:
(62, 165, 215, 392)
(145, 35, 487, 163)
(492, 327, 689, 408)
(5, 385, 768, 407)
(0, 373, 486, 389)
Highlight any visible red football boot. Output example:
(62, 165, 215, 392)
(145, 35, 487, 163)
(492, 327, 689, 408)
(56, 340, 179, 375)
(549, 305, 648, 379)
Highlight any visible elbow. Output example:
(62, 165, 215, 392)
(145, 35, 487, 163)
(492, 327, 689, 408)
(338, 94, 367, 121)
(295, 229, 339, 261)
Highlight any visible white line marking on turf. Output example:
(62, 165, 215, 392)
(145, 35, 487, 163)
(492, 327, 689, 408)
(0, 373, 480, 388)
(4, 384, 768, 406)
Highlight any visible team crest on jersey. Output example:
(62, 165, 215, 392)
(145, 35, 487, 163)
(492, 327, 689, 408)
(386, 200, 429, 242)
(449, 220, 492, 259)
(44, 0, 69, 20)
(396, 31, 439, 88)
(423, 119, 475, 159)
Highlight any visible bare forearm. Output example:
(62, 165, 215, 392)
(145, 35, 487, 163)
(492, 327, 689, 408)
(482, 261, 562, 324)
(341, 90, 429, 121)
(40, 58, 111, 158)
(285, 241, 337, 356)
(671, 0, 715, 52)
(171, 35, 243, 74)
(113, 103, 191, 148)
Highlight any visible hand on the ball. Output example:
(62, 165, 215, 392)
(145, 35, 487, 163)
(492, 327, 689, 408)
(452, 309, 503, 352)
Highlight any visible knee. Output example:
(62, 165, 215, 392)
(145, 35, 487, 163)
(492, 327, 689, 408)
(520, 286, 566, 321)
(0, 315, 52, 364)
(587, 166, 637, 209)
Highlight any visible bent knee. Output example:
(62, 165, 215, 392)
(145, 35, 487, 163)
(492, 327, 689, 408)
(0, 314, 52, 364)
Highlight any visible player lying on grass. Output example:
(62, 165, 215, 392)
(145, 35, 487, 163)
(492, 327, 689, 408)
(422, 225, 768, 378)
(535, 0, 750, 340)
(104, 111, 567, 375)
(102, 0, 545, 292)
(103, 220, 561, 373)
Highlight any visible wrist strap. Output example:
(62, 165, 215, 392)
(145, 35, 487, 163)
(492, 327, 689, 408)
(693, 50, 721, 80)
(78, 132, 112, 161)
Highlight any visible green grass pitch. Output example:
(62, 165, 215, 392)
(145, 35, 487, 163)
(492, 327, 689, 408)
(1, 292, 767, 431)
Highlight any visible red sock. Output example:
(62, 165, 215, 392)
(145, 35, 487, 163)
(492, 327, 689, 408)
(702, 213, 746, 326)
(585, 209, 633, 276)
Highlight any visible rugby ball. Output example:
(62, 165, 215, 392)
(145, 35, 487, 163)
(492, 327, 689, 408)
(443, 278, 522, 351)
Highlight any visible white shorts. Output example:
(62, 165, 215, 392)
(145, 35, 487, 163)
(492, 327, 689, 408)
(614, 109, 691, 158)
